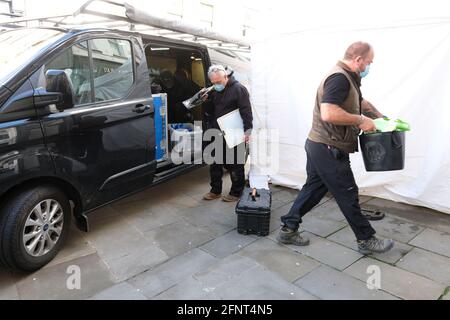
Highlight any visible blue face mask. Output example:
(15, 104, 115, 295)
(214, 84, 225, 92)
(359, 64, 370, 78)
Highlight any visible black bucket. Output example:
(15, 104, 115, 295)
(359, 131, 405, 171)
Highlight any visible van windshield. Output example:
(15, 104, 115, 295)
(0, 28, 65, 86)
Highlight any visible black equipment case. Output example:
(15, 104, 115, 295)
(235, 187, 272, 236)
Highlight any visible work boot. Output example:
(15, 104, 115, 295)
(276, 227, 310, 246)
(222, 194, 240, 202)
(357, 236, 394, 255)
(203, 192, 221, 200)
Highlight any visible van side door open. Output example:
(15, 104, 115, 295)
(31, 33, 156, 209)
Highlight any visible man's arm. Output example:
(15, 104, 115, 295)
(237, 86, 253, 134)
(320, 103, 376, 132)
(361, 99, 384, 119)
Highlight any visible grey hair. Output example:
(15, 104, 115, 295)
(344, 41, 372, 60)
(208, 64, 227, 77)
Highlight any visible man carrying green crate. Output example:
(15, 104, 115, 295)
(278, 41, 395, 255)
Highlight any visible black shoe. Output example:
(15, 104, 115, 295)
(361, 209, 385, 221)
(357, 236, 394, 254)
(276, 227, 310, 246)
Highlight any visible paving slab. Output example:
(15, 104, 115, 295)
(271, 188, 299, 204)
(153, 254, 257, 300)
(238, 237, 321, 282)
(270, 200, 345, 234)
(270, 202, 324, 233)
(84, 214, 159, 261)
(328, 226, 413, 264)
(368, 215, 425, 243)
(308, 200, 347, 222)
(84, 205, 120, 223)
(200, 230, 258, 259)
(396, 248, 450, 286)
(0, 269, 19, 300)
(269, 203, 289, 233)
(144, 221, 216, 258)
(268, 231, 363, 271)
(195, 196, 237, 214)
(192, 254, 259, 288)
(15, 254, 116, 300)
(295, 265, 399, 300)
(344, 257, 446, 300)
(300, 214, 347, 238)
(308, 197, 375, 222)
(45, 227, 96, 269)
(359, 195, 374, 204)
(156, 255, 318, 300)
(269, 184, 288, 193)
(112, 200, 183, 233)
(151, 276, 221, 300)
(88, 282, 147, 300)
(363, 197, 450, 234)
(103, 244, 169, 282)
(117, 183, 202, 209)
(212, 264, 318, 300)
(270, 185, 331, 203)
(179, 203, 236, 237)
(3, 164, 450, 300)
(272, 198, 289, 210)
(128, 249, 218, 298)
(441, 287, 450, 300)
(409, 228, 450, 258)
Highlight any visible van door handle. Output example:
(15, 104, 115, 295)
(133, 104, 153, 114)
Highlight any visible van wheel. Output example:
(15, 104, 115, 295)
(0, 185, 71, 272)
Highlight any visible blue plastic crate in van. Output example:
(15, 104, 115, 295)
(153, 94, 168, 161)
(169, 123, 194, 131)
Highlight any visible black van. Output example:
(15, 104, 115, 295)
(0, 27, 225, 272)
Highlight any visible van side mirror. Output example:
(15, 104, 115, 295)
(35, 69, 75, 111)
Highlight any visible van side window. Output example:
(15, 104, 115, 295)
(44, 41, 92, 105)
(89, 38, 134, 102)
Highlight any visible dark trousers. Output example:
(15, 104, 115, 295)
(280, 139, 376, 241)
(209, 137, 246, 197)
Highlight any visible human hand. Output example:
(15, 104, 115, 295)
(200, 88, 209, 101)
(244, 134, 251, 143)
(358, 115, 377, 132)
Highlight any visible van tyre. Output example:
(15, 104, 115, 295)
(0, 185, 71, 272)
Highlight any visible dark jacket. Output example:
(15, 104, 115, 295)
(204, 77, 253, 133)
(308, 61, 361, 153)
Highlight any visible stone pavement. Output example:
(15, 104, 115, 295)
(0, 166, 449, 300)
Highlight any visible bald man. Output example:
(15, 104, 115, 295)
(278, 41, 394, 255)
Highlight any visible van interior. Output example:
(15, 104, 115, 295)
(144, 42, 208, 169)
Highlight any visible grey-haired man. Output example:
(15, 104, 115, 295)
(202, 65, 253, 202)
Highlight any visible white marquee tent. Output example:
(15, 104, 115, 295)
(250, 0, 450, 214)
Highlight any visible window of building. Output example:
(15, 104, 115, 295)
(168, 0, 183, 19)
(199, 2, 213, 28)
